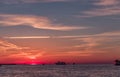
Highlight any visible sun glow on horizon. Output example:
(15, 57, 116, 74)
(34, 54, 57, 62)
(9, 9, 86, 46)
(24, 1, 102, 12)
(29, 56, 37, 59)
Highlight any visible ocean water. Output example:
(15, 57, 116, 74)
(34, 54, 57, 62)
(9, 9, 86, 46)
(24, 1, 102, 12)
(0, 64, 120, 77)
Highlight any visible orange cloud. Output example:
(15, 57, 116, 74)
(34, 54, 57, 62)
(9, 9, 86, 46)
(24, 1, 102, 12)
(1, 30, 120, 63)
(0, 14, 88, 31)
(14, 50, 44, 59)
(0, 39, 27, 52)
(0, 38, 46, 64)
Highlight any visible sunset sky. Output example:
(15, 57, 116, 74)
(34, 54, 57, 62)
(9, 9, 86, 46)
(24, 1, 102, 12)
(0, 0, 120, 64)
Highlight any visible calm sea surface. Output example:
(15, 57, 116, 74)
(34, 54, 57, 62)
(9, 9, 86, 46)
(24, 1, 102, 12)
(0, 64, 120, 77)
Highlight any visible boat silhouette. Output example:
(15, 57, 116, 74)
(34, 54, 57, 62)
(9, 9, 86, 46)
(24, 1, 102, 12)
(55, 61, 66, 65)
(115, 60, 120, 66)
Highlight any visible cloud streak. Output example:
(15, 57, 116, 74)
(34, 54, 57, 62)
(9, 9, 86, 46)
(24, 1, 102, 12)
(1, 31, 120, 63)
(0, 14, 88, 31)
(79, 7, 120, 17)
(78, 0, 120, 17)
(0, 0, 76, 4)
(4, 31, 120, 39)
(94, 0, 119, 6)
(0, 39, 27, 52)
(0, 38, 44, 61)
(5, 36, 51, 39)
(72, 31, 120, 54)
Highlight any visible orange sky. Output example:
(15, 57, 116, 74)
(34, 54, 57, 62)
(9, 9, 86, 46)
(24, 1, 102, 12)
(0, 37, 119, 64)
(0, 0, 120, 64)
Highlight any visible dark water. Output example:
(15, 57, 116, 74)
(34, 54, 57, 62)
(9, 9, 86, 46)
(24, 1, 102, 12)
(0, 64, 120, 77)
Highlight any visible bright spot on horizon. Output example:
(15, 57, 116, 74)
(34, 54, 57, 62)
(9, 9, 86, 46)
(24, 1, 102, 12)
(29, 56, 36, 59)
(31, 63, 37, 65)
(26, 53, 43, 60)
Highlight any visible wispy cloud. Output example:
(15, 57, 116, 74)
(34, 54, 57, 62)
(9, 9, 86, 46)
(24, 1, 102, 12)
(0, 39, 30, 60)
(5, 36, 51, 39)
(94, 0, 119, 6)
(0, 38, 44, 61)
(14, 50, 45, 59)
(1, 31, 120, 62)
(4, 31, 120, 56)
(0, 39, 28, 52)
(77, 0, 120, 17)
(73, 31, 120, 53)
(0, 14, 88, 31)
(5, 31, 120, 39)
(4, 35, 86, 39)
(0, 0, 75, 4)
(79, 7, 120, 17)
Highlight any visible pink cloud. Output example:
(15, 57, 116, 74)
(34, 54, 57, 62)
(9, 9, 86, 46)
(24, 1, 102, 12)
(0, 38, 45, 61)
(94, 0, 119, 6)
(0, 14, 88, 31)
(0, 39, 27, 51)
(73, 31, 120, 53)
(77, 0, 120, 17)
(79, 6, 120, 17)
(0, 0, 75, 4)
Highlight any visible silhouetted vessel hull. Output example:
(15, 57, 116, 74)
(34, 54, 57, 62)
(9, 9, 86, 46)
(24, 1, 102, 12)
(115, 63, 120, 66)
(115, 60, 120, 66)
(55, 61, 66, 65)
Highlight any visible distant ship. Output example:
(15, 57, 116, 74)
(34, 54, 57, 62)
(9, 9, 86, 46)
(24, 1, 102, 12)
(115, 60, 120, 66)
(55, 61, 66, 65)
